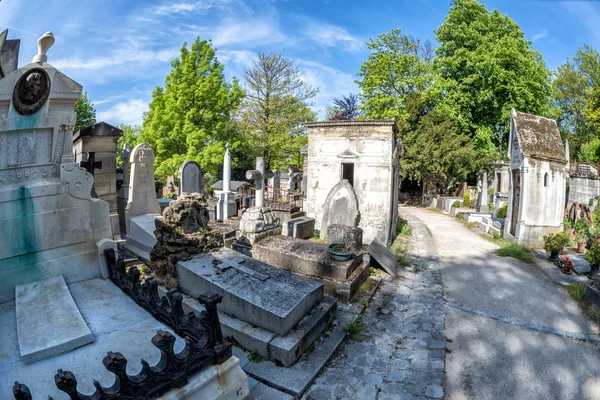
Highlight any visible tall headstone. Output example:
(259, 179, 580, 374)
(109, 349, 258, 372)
(477, 172, 489, 213)
(287, 167, 295, 191)
(319, 180, 360, 240)
(0, 31, 114, 302)
(0, 29, 20, 80)
(246, 157, 273, 208)
(178, 160, 201, 194)
(269, 170, 281, 190)
(117, 144, 131, 234)
(217, 144, 237, 221)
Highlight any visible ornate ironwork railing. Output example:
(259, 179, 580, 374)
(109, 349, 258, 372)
(12, 249, 231, 400)
(238, 184, 302, 213)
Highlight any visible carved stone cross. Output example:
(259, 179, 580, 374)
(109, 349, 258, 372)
(80, 152, 102, 177)
(246, 157, 273, 208)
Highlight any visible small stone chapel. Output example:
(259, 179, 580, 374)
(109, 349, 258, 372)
(504, 109, 568, 247)
(304, 120, 402, 245)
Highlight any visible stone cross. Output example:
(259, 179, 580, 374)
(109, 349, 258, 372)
(246, 157, 273, 208)
(121, 144, 131, 188)
(79, 152, 102, 177)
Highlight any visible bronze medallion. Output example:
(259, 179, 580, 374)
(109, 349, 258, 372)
(12, 68, 51, 115)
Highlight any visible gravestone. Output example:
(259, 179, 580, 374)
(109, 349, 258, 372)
(217, 144, 237, 221)
(116, 144, 131, 234)
(327, 224, 363, 250)
(0, 29, 20, 80)
(477, 172, 489, 213)
(368, 239, 397, 277)
(319, 179, 360, 240)
(0, 31, 114, 302)
(125, 143, 161, 259)
(179, 160, 201, 194)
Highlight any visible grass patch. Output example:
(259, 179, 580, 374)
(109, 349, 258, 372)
(248, 349, 267, 363)
(482, 233, 511, 248)
(565, 283, 600, 325)
(495, 244, 533, 264)
(355, 277, 378, 299)
(343, 316, 365, 342)
(396, 217, 412, 236)
(394, 247, 411, 267)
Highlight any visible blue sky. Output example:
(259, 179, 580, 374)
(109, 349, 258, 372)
(1, 0, 599, 126)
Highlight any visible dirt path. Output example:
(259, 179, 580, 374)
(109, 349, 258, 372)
(401, 206, 600, 400)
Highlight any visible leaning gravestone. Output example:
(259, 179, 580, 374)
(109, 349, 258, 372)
(178, 160, 201, 194)
(320, 179, 360, 240)
(368, 239, 397, 277)
(125, 143, 161, 259)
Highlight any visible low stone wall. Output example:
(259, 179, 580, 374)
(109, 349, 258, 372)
(568, 175, 600, 206)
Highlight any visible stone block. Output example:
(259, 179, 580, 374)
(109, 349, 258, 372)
(492, 220, 503, 229)
(320, 257, 370, 301)
(16, 276, 94, 364)
(177, 248, 323, 336)
(287, 216, 315, 239)
(478, 221, 491, 234)
(450, 207, 475, 217)
(126, 214, 160, 251)
(326, 224, 363, 250)
(482, 217, 493, 225)
(274, 210, 305, 236)
(465, 212, 492, 224)
(368, 239, 396, 277)
(253, 236, 363, 281)
(489, 226, 502, 237)
(571, 254, 591, 275)
(585, 283, 600, 309)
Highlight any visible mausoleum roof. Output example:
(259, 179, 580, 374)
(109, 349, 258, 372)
(512, 109, 566, 163)
(74, 121, 123, 141)
(304, 119, 396, 128)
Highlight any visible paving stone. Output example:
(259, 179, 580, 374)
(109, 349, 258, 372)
(392, 359, 410, 370)
(388, 370, 405, 382)
(425, 384, 444, 398)
(366, 373, 383, 386)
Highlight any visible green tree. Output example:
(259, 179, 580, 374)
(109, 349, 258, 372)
(432, 0, 552, 156)
(326, 93, 362, 120)
(356, 28, 433, 121)
(116, 124, 142, 168)
(579, 137, 600, 163)
(74, 92, 96, 132)
(553, 45, 600, 159)
(239, 53, 317, 170)
(140, 38, 244, 180)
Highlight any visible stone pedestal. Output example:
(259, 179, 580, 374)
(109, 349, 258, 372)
(73, 122, 123, 238)
(217, 191, 237, 221)
(233, 207, 281, 256)
(326, 224, 363, 250)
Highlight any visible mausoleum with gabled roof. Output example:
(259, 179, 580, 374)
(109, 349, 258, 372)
(504, 108, 568, 247)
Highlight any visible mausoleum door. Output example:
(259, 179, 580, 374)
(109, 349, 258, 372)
(510, 169, 520, 236)
(342, 163, 354, 187)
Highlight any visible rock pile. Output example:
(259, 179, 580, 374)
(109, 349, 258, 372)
(151, 194, 222, 288)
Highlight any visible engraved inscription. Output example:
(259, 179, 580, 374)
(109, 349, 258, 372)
(0, 128, 53, 169)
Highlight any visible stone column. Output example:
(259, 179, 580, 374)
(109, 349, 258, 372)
(256, 157, 265, 207)
(217, 144, 237, 221)
(223, 144, 232, 193)
(477, 172, 489, 213)
(287, 167, 294, 191)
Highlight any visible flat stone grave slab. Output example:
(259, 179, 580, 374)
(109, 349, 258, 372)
(571, 253, 591, 275)
(177, 248, 323, 336)
(16, 276, 94, 364)
(368, 239, 397, 277)
(253, 235, 363, 281)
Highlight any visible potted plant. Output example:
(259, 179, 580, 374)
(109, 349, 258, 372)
(586, 242, 600, 269)
(574, 220, 588, 253)
(543, 232, 571, 261)
(327, 243, 354, 262)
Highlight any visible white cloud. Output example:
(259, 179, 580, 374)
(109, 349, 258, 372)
(153, 1, 212, 15)
(299, 19, 363, 53)
(560, 2, 600, 42)
(97, 99, 148, 126)
(53, 46, 179, 70)
(532, 30, 548, 42)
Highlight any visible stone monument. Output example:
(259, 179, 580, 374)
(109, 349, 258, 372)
(116, 143, 130, 234)
(216, 144, 237, 221)
(0, 29, 20, 80)
(477, 172, 489, 213)
(0, 31, 115, 302)
(319, 179, 361, 240)
(73, 121, 123, 238)
(179, 160, 201, 194)
(124, 143, 162, 260)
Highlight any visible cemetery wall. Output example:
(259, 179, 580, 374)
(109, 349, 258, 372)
(305, 121, 398, 245)
(568, 176, 600, 205)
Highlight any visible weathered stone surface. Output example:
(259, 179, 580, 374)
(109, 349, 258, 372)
(571, 254, 591, 275)
(287, 216, 315, 239)
(177, 248, 323, 336)
(16, 276, 94, 364)
(368, 239, 397, 276)
(178, 160, 202, 194)
(235, 207, 282, 250)
(319, 180, 360, 240)
(465, 212, 492, 224)
(253, 235, 363, 281)
(326, 224, 363, 249)
(125, 143, 161, 233)
(151, 194, 222, 288)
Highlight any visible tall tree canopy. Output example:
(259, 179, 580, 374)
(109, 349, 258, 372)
(116, 124, 142, 168)
(238, 52, 317, 170)
(74, 92, 96, 132)
(326, 93, 362, 120)
(141, 38, 244, 179)
(356, 28, 433, 121)
(552, 45, 600, 159)
(432, 0, 552, 156)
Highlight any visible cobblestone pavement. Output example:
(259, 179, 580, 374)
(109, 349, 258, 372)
(303, 210, 445, 400)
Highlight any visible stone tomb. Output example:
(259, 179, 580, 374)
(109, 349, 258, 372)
(179, 160, 202, 194)
(319, 180, 360, 240)
(253, 235, 370, 301)
(178, 247, 337, 366)
(368, 238, 397, 277)
(125, 143, 162, 260)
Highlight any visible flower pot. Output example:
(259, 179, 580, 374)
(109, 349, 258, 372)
(549, 250, 560, 261)
(328, 244, 354, 262)
(577, 242, 586, 253)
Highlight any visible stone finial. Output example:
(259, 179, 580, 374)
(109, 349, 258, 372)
(32, 31, 55, 63)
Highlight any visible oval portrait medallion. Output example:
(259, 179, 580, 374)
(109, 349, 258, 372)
(12, 68, 51, 115)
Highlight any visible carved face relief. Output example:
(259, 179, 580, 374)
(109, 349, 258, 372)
(13, 68, 51, 115)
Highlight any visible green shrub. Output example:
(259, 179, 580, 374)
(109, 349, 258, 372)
(248, 349, 267, 363)
(463, 193, 470, 208)
(343, 316, 365, 342)
(587, 242, 600, 267)
(452, 200, 461, 208)
(164, 192, 177, 200)
(543, 232, 571, 253)
(496, 203, 508, 218)
(495, 244, 533, 264)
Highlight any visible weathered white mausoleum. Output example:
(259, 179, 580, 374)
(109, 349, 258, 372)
(504, 109, 568, 247)
(304, 120, 401, 245)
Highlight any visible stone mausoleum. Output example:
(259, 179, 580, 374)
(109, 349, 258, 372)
(304, 120, 401, 245)
(504, 109, 568, 247)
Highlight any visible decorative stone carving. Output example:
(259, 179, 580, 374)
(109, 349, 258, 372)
(12, 68, 50, 115)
